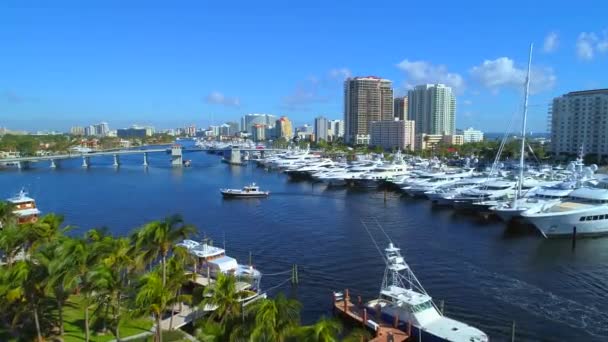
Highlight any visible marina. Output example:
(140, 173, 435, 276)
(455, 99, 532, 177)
(2, 146, 608, 341)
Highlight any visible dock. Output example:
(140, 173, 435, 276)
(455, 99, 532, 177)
(333, 289, 409, 342)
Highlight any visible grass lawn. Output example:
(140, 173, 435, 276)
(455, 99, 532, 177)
(128, 330, 191, 342)
(60, 295, 153, 342)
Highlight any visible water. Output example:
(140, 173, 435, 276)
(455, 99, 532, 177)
(2, 145, 608, 341)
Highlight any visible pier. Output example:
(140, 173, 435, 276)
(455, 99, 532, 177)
(333, 290, 409, 342)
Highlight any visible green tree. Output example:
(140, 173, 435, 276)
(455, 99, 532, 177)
(56, 237, 98, 342)
(201, 273, 244, 325)
(297, 316, 342, 342)
(249, 293, 302, 342)
(133, 270, 172, 342)
(0, 259, 48, 342)
(133, 214, 195, 286)
(0, 201, 16, 228)
(0, 223, 24, 266)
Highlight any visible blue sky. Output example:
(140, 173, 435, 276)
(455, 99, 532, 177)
(2, 0, 608, 133)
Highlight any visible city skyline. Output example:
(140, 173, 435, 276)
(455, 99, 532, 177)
(2, 2, 608, 133)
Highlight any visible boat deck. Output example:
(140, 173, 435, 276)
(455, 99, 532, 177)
(334, 295, 409, 342)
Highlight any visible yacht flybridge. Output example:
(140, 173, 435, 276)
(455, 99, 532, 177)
(6, 189, 41, 225)
(366, 243, 488, 342)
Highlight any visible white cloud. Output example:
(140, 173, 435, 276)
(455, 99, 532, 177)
(396, 60, 465, 93)
(469, 57, 556, 94)
(281, 68, 350, 110)
(543, 32, 559, 53)
(576, 30, 608, 60)
(204, 91, 240, 107)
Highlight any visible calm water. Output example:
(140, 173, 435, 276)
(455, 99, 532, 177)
(2, 145, 608, 341)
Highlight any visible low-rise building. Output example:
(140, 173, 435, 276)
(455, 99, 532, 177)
(463, 127, 484, 143)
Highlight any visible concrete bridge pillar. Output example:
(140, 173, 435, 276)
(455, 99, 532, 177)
(16, 161, 21, 169)
(113, 154, 120, 167)
(82, 156, 89, 168)
(171, 145, 183, 167)
(143, 152, 149, 167)
(50, 159, 56, 168)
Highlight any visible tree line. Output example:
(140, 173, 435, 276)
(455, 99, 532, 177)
(0, 206, 367, 342)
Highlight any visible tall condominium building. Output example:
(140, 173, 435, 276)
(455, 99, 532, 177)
(252, 124, 266, 142)
(393, 96, 409, 120)
(370, 120, 415, 151)
(226, 121, 240, 135)
(185, 125, 196, 137)
(463, 127, 484, 143)
(94, 122, 109, 137)
(70, 126, 85, 136)
(344, 76, 394, 145)
(84, 125, 95, 136)
(241, 114, 277, 133)
(550, 89, 608, 157)
(329, 119, 345, 141)
(314, 116, 329, 142)
(408, 84, 456, 136)
(275, 116, 293, 140)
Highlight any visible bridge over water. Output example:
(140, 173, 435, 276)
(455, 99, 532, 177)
(0, 146, 289, 169)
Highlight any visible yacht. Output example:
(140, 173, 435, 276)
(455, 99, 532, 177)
(521, 177, 608, 238)
(177, 239, 263, 305)
(284, 159, 334, 179)
(402, 170, 474, 197)
(220, 183, 270, 198)
(366, 243, 488, 342)
(317, 161, 382, 187)
(452, 180, 517, 211)
(352, 162, 410, 188)
(6, 189, 41, 225)
(426, 177, 491, 205)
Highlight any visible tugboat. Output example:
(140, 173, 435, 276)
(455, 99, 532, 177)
(6, 189, 41, 225)
(220, 183, 269, 198)
(366, 243, 488, 342)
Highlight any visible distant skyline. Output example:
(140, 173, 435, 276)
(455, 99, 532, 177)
(2, 1, 608, 133)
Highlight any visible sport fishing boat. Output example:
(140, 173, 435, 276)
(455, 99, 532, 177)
(220, 183, 269, 198)
(366, 243, 488, 342)
(6, 189, 41, 225)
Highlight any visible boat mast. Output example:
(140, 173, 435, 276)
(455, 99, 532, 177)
(517, 43, 533, 200)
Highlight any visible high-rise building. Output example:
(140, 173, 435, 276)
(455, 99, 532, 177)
(314, 116, 329, 142)
(241, 114, 277, 133)
(226, 121, 240, 135)
(84, 125, 95, 136)
(70, 126, 85, 136)
(328, 120, 345, 141)
(185, 125, 196, 137)
(94, 122, 109, 136)
(344, 76, 394, 145)
(275, 116, 293, 140)
(408, 84, 456, 136)
(463, 127, 484, 143)
(394, 96, 408, 120)
(370, 120, 415, 151)
(219, 124, 231, 136)
(550, 89, 608, 157)
(252, 124, 266, 142)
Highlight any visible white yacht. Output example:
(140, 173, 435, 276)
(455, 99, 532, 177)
(426, 177, 491, 205)
(6, 189, 41, 225)
(318, 161, 382, 187)
(366, 243, 488, 342)
(284, 159, 334, 179)
(521, 177, 608, 238)
(452, 180, 517, 211)
(352, 162, 410, 188)
(220, 183, 270, 198)
(402, 170, 474, 197)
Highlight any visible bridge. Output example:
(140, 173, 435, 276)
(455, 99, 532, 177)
(0, 146, 291, 169)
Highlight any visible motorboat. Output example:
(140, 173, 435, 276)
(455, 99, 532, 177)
(220, 183, 269, 198)
(402, 169, 474, 197)
(6, 189, 41, 225)
(366, 243, 488, 342)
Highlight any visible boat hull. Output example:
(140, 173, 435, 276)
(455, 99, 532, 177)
(221, 192, 269, 198)
(523, 206, 608, 238)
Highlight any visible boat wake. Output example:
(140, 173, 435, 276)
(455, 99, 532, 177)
(461, 260, 608, 339)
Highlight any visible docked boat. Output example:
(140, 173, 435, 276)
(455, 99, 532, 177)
(521, 176, 608, 238)
(6, 189, 41, 225)
(177, 239, 264, 308)
(366, 243, 488, 342)
(220, 183, 269, 198)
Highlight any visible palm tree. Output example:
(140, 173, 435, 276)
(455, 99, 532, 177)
(96, 236, 134, 340)
(0, 259, 48, 342)
(201, 273, 244, 325)
(0, 223, 24, 266)
(56, 237, 98, 342)
(297, 316, 342, 342)
(0, 201, 16, 228)
(249, 293, 302, 342)
(133, 214, 196, 286)
(165, 250, 195, 330)
(133, 270, 172, 342)
(37, 238, 71, 336)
